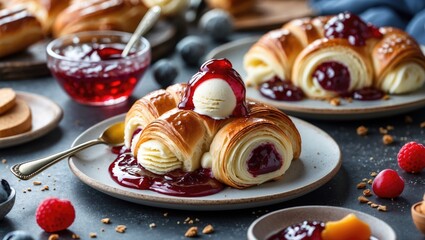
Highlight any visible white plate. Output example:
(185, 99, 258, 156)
(247, 205, 396, 240)
(0, 92, 63, 148)
(68, 114, 341, 211)
(207, 37, 425, 120)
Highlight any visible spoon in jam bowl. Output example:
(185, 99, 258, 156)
(10, 122, 124, 180)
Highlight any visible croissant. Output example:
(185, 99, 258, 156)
(0, 6, 44, 58)
(133, 108, 224, 174)
(244, 14, 425, 99)
(53, 0, 148, 37)
(372, 27, 425, 94)
(124, 83, 186, 150)
(8, 0, 70, 34)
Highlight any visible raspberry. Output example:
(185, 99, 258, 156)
(35, 197, 75, 232)
(372, 169, 404, 198)
(397, 141, 425, 173)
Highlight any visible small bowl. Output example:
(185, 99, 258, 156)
(0, 187, 16, 220)
(248, 205, 396, 240)
(47, 31, 151, 106)
(412, 201, 425, 235)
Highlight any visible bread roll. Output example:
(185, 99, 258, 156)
(0, 99, 32, 138)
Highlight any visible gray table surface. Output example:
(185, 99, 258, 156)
(1, 30, 425, 240)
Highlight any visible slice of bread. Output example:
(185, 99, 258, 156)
(0, 88, 16, 115)
(0, 99, 32, 138)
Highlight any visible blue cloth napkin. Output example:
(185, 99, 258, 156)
(309, 0, 425, 44)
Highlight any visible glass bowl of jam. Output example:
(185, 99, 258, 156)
(47, 31, 151, 106)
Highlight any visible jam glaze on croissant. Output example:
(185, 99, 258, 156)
(0, 6, 43, 58)
(244, 12, 425, 100)
(125, 59, 301, 189)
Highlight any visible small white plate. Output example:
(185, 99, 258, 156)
(0, 92, 63, 148)
(207, 37, 425, 120)
(68, 114, 341, 211)
(247, 205, 396, 240)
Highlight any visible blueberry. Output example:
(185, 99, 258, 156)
(199, 9, 233, 41)
(152, 59, 179, 88)
(176, 36, 207, 67)
(0, 179, 11, 203)
(2, 231, 34, 240)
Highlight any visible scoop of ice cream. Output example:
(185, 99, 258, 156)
(192, 78, 237, 119)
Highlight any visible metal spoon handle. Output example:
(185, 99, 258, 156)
(121, 6, 162, 57)
(10, 139, 104, 180)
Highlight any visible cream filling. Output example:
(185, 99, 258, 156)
(124, 118, 141, 148)
(381, 63, 425, 94)
(295, 49, 371, 98)
(243, 51, 286, 86)
(137, 140, 182, 174)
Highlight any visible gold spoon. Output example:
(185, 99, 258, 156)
(10, 122, 124, 180)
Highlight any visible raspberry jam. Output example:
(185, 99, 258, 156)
(247, 143, 283, 177)
(259, 77, 304, 101)
(324, 12, 382, 46)
(267, 221, 325, 240)
(352, 87, 385, 101)
(48, 43, 150, 106)
(312, 61, 350, 93)
(108, 147, 224, 197)
(178, 58, 248, 117)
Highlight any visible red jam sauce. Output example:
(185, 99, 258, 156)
(108, 147, 224, 197)
(324, 12, 382, 46)
(178, 58, 248, 117)
(312, 61, 350, 93)
(247, 143, 283, 177)
(267, 220, 379, 240)
(259, 77, 304, 101)
(352, 87, 385, 101)
(50, 44, 148, 105)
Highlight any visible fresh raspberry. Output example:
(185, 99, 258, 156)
(36, 197, 75, 232)
(397, 141, 425, 173)
(372, 169, 404, 198)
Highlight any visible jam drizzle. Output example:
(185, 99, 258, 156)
(108, 147, 224, 197)
(259, 77, 304, 101)
(247, 143, 283, 177)
(178, 58, 248, 117)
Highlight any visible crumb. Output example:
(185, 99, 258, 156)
(345, 97, 353, 103)
(184, 217, 191, 223)
(370, 172, 378, 177)
(149, 223, 156, 228)
(420, 121, 425, 128)
(363, 189, 372, 197)
(115, 225, 126, 233)
(362, 178, 368, 182)
(185, 227, 198, 238)
(27, 188, 31, 192)
(378, 205, 387, 212)
(23, 190, 26, 193)
(367, 201, 373, 205)
(371, 203, 379, 208)
(386, 125, 394, 130)
(72, 233, 80, 239)
(202, 225, 214, 234)
(33, 181, 42, 186)
(48, 234, 59, 240)
(188, 220, 194, 224)
(358, 196, 369, 203)
(356, 126, 368, 136)
(101, 218, 111, 224)
(177, 221, 180, 224)
(379, 127, 388, 134)
(329, 97, 341, 106)
(367, 179, 373, 185)
(382, 95, 390, 100)
(405, 116, 413, 123)
(195, 218, 200, 222)
(1, 159, 6, 164)
(163, 212, 168, 217)
(89, 233, 97, 238)
(41, 185, 49, 191)
(356, 182, 367, 189)
(382, 134, 394, 145)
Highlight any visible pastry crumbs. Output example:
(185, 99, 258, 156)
(420, 121, 425, 128)
(329, 97, 341, 106)
(382, 95, 390, 100)
(378, 205, 387, 212)
(367, 179, 373, 185)
(33, 181, 41, 186)
(185, 227, 198, 238)
(202, 224, 214, 234)
(115, 225, 126, 233)
(379, 127, 388, 134)
(48, 234, 59, 240)
(363, 189, 372, 197)
(356, 126, 368, 136)
(356, 182, 367, 189)
(1, 159, 6, 164)
(89, 232, 97, 238)
(71, 233, 80, 239)
(371, 203, 379, 208)
(358, 196, 369, 203)
(41, 186, 49, 191)
(382, 134, 394, 145)
(101, 218, 111, 224)
(149, 223, 156, 228)
(370, 172, 378, 177)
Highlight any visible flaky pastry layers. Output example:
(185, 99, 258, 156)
(126, 83, 302, 189)
(0, 6, 43, 58)
(244, 16, 425, 98)
(52, 0, 148, 37)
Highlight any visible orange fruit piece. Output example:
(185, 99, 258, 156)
(321, 213, 371, 240)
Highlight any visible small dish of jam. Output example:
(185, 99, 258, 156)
(47, 31, 151, 106)
(247, 206, 395, 240)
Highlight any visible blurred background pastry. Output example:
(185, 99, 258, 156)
(205, 0, 256, 15)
